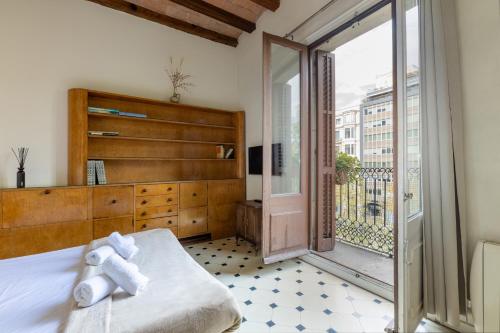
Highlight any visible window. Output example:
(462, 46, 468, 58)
(336, 118, 341, 125)
(345, 144, 355, 155)
(345, 127, 355, 139)
(335, 130, 340, 140)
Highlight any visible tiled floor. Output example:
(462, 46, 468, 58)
(184, 237, 395, 332)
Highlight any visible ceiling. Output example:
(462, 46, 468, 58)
(86, 0, 281, 47)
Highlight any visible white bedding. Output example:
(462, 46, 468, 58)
(0, 246, 85, 333)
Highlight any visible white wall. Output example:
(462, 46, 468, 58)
(455, 0, 500, 264)
(0, 0, 240, 188)
(236, 0, 330, 199)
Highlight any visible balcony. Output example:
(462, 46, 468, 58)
(314, 168, 395, 286)
(336, 167, 394, 256)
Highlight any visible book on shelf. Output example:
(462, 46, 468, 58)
(95, 160, 107, 185)
(216, 145, 225, 159)
(87, 160, 96, 186)
(88, 107, 119, 115)
(119, 111, 147, 118)
(225, 148, 234, 159)
(88, 131, 119, 136)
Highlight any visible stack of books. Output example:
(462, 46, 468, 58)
(88, 131, 119, 136)
(87, 107, 147, 119)
(88, 107, 119, 115)
(215, 145, 235, 159)
(87, 160, 107, 185)
(119, 111, 147, 118)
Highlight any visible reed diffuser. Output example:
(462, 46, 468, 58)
(11, 147, 29, 188)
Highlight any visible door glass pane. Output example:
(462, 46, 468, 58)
(270, 43, 301, 195)
(405, 0, 422, 218)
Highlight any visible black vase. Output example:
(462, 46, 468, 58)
(17, 168, 25, 188)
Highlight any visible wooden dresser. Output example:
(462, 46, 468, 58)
(0, 179, 244, 259)
(0, 89, 246, 259)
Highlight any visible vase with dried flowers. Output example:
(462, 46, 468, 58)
(166, 57, 194, 103)
(11, 147, 29, 188)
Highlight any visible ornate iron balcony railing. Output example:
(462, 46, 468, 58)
(336, 167, 394, 257)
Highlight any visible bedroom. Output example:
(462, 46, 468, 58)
(0, 0, 499, 332)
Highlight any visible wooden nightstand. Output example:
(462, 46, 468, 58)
(236, 200, 262, 255)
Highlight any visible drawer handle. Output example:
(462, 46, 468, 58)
(167, 187, 172, 191)
(111, 199, 117, 204)
(192, 193, 197, 197)
(43, 189, 51, 195)
(141, 189, 147, 193)
(141, 224, 147, 229)
(167, 198, 172, 202)
(168, 209, 172, 212)
(141, 212, 147, 216)
(168, 220, 172, 225)
(141, 200, 147, 205)
(192, 220, 197, 224)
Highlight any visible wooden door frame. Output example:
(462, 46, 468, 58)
(307, 0, 399, 328)
(262, 32, 310, 263)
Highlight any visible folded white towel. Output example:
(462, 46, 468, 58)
(107, 232, 139, 260)
(85, 245, 116, 266)
(73, 274, 117, 307)
(103, 254, 148, 296)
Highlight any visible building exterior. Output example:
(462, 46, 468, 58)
(360, 69, 420, 169)
(335, 108, 361, 159)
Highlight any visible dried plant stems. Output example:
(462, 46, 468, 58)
(11, 147, 29, 169)
(166, 57, 194, 95)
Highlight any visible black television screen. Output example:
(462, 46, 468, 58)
(248, 144, 282, 175)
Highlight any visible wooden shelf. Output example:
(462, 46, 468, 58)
(88, 112, 236, 129)
(69, 88, 245, 185)
(88, 135, 236, 146)
(88, 157, 236, 161)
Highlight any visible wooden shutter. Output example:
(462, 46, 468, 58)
(316, 50, 335, 252)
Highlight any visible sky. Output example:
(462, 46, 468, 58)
(333, 6, 419, 111)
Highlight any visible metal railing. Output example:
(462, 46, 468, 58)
(335, 168, 394, 257)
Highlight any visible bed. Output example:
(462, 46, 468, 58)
(0, 229, 241, 333)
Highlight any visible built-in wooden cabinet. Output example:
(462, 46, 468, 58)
(0, 89, 247, 259)
(68, 89, 245, 186)
(0, 179, 245, 259)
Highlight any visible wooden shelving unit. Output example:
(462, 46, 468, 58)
(68, 89, 245, 185)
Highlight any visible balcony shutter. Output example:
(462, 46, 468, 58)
(316, 50, 335, 252)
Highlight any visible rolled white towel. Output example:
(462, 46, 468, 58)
(107, 232, 139, 260)
(73, 274, 117, 307)
(103, 254, 148, 296)
(85, 245, 116, 266)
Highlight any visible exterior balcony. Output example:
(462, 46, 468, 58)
(314, 167, 395, 286)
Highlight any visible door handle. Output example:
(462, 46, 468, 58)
(404, 192, 413, 202)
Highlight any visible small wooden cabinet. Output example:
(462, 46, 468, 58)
(236, 200, 262, 254)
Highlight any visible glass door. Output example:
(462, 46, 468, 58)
(396, 0, 424, 331)
(262, 32, 309, 264)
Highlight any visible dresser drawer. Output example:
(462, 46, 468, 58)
(93, 216, 134, 239)
(179, 207, 208, 238)
(136, 183, 178, 197)
(136, 205, 178, 220)
(135, 216, 178, 232)
(179, 182, 207, 209)
(93, 186, 134, 219)
(2, 188, 88, 228)
(135, 193, 177, 208)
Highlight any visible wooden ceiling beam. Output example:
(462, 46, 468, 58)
(170, 0, 256, 33)
(86, 0, 238, 47)
(249, 0, 280, 12)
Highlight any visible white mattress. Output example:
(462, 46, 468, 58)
(0, 246, 85, 333)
